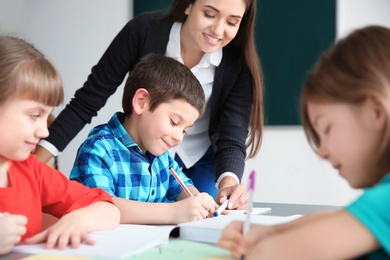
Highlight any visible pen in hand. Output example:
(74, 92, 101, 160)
(241, 170, 255, 260)
(214, 199, 229, 217)
(169, 167, 194, 197)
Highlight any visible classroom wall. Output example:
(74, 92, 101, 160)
(243, 127, 362, 206)
(0, 0, 389, 206)
(0, 0, 132, 176)
(336, 0, 390, 39)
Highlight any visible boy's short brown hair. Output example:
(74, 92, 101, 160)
(122, 53, 205, 116)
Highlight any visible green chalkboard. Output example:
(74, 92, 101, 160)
(134, 1, 173, 15)
(133, 0, 335, 125)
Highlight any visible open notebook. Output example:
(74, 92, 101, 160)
(13, 213, 300, 259)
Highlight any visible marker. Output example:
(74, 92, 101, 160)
(241, 170, 255, 260)
(213, 199, 229, 217)
(169, 168, 194, 197)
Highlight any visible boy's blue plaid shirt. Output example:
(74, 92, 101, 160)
(70, 112, 194, 202)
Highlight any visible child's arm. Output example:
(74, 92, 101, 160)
(218, 210, 334, 258)
(24, 201, 119, 250)
(0, 213, 28, 255)
(219, 210, 379, 260)
(33, 145, 53, 163)
(113, 192, 217, 225)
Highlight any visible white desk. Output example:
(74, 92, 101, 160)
(254, 202, 341, 216)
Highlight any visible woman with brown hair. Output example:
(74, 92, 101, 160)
(35, 0, 263, 209)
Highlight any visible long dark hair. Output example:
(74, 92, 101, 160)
(165, 0, 263, 159)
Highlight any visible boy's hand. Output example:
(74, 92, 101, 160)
(24, 213, 95, 250)
(0, 213, 27, 255)
(173, 193, 218, 223)
(196, 192, 219, 217)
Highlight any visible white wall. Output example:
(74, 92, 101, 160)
(0, 0, 133, 175)
(243, 127, 362, 206)
(337, 0, 390, 39)
(1, 1, 389, 206)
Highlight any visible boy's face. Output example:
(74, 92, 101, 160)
(0, 98, 53, 161)
(132, 99, 200, 156)
(307, 100, 385, 188)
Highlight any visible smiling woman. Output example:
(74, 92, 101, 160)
(34, 0, 264, 209)
(179, 0, 246, 67)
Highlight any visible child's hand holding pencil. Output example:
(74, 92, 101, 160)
(170, 167, 218, 221)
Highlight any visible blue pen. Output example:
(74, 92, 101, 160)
(214, 199, 229, 217)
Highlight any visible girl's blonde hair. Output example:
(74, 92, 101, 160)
(0, 36, 63, 107)
(301, 26, 390, 158)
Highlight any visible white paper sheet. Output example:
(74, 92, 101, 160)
(12, 225, 176, 259)
(225, 207, 272, 215)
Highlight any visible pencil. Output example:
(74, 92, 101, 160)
(241, 170, 256, 260)
(169, 167, 194, 197)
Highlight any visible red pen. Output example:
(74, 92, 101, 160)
(169, 168, 194, 197)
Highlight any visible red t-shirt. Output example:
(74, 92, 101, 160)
(0, 154, 113, 240)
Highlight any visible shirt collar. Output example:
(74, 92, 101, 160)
(108, 112, 139, 150)
(166, 22, 222, 67)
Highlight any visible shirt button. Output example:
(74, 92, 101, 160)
(151, 190, 155, 195)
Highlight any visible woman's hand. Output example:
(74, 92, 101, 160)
(217, 176, 248, 210)
(31, 145, 53, 163)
